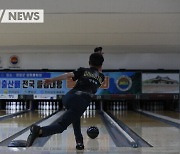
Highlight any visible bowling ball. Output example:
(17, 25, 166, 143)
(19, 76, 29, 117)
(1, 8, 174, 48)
(87, 126, 99, 139)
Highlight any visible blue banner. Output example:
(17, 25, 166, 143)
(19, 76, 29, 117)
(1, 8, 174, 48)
(96, 72, 141, 95)
(0, 72, 67, 95)
(0, 71, 141, 98)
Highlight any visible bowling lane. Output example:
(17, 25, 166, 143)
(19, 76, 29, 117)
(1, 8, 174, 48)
(0, 110, 52, 143)
(0, 110, 7, 116)
(0, 110, 24, 117)
(151, 110, 180, 120)
(110, 110, 180, 147)
(43, 110, 116, 150)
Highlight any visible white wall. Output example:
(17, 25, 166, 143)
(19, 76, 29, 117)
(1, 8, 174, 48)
(0, 0, 180, 70)
(1, 50, 180, 70)
(0, 0, 180, 47)
(105, 53, 180, 70)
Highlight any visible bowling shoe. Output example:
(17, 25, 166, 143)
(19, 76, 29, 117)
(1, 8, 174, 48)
(76, 138, 84, 150)
(26, 125, 41, 147)
(76, 142, 84, 150)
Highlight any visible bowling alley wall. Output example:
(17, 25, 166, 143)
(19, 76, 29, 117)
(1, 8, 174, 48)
(1, 51, 180, 69)
(0, 48, 180, 112)
(0, 68, 179, 112)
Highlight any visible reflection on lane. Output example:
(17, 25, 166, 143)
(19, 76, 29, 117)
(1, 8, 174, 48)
(151, 111, 180, 120)
(110, 110, 180, 147)
(44, 110, 116, 150)
(0, 110, 54, 142)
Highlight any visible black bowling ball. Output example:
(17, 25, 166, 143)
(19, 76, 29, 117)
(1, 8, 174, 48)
(87, 126, 99, 139)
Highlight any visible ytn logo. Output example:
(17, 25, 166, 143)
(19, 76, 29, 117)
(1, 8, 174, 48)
(0, 9, 44, 23)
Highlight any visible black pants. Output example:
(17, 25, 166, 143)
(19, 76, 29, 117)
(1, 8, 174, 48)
(41, 90, 91, 142)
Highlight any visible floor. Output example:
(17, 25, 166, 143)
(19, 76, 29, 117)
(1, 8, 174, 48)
(0, 108, 179, 154)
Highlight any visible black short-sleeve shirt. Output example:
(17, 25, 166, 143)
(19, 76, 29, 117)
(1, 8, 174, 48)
(72, 67, 104, 94)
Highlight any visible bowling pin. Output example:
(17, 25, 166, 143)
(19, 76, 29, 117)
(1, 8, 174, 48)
(46, 102, 49, 110)
(87, 104, 90, 110)
(20, 102, 23, 110)
(24, 101, 27, 110)
(40, 102, 43, 110)
(16, 102, 18, 110)
(38, 101, 41, 110)
(90, 102, 92, 110)
(43, 102, 46, 110)
(116, 102, 119, 110)
(87, 109, 89, 118)
(113, 102, 116, 110)
(93, 102, 96, 110)
(53, 102, 56, 110)
(56, 102, 59, 110)
(50, 101, 52, 110)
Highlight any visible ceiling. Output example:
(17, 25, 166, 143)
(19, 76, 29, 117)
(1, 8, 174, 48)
(0, 0, 180, 53)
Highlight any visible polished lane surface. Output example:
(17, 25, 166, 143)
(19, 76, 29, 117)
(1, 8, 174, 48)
(110, 110, 180, 147)
(151, 110, 180, 120)
(0, 110, 179, 153)
(0, 110, 52, 143)
(44, 110, 116, 151)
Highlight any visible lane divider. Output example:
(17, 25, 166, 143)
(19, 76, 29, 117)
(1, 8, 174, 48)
(107, 111, 153, 147)
(103, 111, 138, 148)
(8, 111, 64, 147)
(0, 110, 30, 121)
(0, 110, 57, 146)
(137, 109, 180, 129)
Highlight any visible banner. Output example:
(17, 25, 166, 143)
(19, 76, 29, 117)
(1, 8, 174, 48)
(0, 94, 18, 99)
(96, 72, 141, 95)
(33, 94, 57, 100)
(0, 71, 141, 98)
(142, 73, 179, 93)
(0, 72, 67, 95)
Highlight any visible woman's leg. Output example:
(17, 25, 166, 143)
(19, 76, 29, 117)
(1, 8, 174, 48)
(72, 118, 83, 142)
